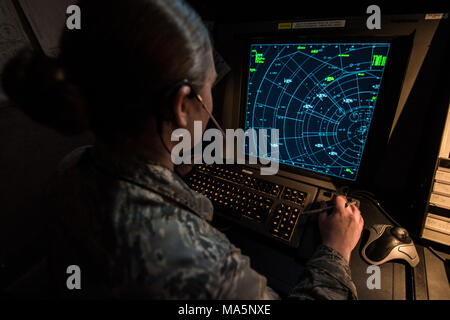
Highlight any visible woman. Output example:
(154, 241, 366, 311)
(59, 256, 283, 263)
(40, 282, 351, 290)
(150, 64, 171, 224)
(2, 0, 363, 299)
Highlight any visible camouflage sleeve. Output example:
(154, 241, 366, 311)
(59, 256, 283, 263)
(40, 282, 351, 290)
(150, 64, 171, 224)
(217, 244, 280, 300)
(121, 204, 354, 299)
(288, 245, 358, 300)
(118, 202, 281, 300)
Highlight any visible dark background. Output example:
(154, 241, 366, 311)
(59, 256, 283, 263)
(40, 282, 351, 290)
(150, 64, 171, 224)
(0, 0, 449, 294)
(188, 0, 448, 22)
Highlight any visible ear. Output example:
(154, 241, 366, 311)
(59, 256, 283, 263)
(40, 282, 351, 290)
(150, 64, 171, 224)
(172, 85, 192, 128)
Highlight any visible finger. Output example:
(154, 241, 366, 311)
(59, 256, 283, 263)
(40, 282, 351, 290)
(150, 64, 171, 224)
(348, 203, 359, 214)
(334, 195, 348, 213)
(350, 207, 361, 222)
(353, 210, 362, 223)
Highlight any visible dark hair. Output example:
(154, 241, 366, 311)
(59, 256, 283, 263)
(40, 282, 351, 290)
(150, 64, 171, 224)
(2, 0, 212, 141)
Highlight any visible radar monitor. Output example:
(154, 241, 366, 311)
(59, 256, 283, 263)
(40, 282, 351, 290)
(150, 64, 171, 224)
(244, 42, 390, 181)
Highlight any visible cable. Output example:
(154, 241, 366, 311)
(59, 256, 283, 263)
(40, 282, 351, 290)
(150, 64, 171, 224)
(349, 190, 449, 259)
(158, 131, 172, 157)
(349, 189, 450, 273)
(426, 246, 448, 263)
(348, 189, 402, 227)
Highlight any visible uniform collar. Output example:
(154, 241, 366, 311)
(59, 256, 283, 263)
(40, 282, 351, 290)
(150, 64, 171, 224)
(88, 145, 214, 222)
(135, 161, 214, 222)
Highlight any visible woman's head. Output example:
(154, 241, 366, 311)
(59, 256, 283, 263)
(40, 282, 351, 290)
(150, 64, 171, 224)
(2, 0, 214, 145)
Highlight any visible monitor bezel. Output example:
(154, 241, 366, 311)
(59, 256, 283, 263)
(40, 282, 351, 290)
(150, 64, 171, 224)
(238, 34, 414, 188)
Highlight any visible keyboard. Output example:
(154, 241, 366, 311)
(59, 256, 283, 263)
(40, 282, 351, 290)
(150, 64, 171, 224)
(184, 164, 315, 247)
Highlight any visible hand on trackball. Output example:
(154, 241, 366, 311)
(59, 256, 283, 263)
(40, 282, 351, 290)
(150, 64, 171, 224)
(318, 195, 364, 263)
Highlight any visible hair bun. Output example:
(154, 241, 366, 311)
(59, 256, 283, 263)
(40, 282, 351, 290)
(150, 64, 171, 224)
(2, 48, 88, 135)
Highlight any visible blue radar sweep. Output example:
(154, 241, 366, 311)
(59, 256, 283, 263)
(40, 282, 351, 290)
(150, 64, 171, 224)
(244, 43, 390, 181)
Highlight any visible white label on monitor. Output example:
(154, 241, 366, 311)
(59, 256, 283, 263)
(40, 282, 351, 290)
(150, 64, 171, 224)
(430, 193, 450, 209)
(436, 170, 450, 183)
(422, 228, 450, 246)
(292, 20, 346, 29)
(425, 13, 444, 20)
(425, 214, 450, 235)
(433, 182, 450, 196)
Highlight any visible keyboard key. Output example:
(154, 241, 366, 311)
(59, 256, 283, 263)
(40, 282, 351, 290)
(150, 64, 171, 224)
(186, 165, 311, 243)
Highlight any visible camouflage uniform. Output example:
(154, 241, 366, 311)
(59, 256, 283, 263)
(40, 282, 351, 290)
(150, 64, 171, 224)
(45, 145, 357, 299)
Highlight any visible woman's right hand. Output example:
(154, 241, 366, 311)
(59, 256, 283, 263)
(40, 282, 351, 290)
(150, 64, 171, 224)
(318, 195, 364, 263)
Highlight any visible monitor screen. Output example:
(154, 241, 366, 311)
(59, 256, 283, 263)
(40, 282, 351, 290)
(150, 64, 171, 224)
(244, 42, 391, 181)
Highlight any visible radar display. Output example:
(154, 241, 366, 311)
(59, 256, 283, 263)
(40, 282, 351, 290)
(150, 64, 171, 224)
(244, 43, 390, 181)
